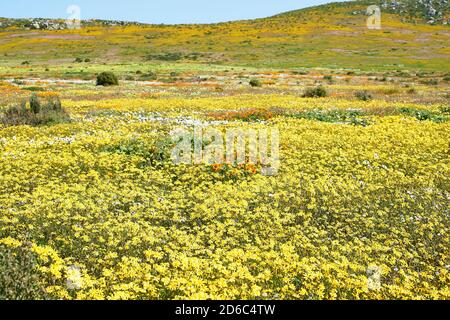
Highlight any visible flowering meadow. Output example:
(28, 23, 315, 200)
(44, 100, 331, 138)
(0, 74, 449, 299)
(0, 0, 449, 301)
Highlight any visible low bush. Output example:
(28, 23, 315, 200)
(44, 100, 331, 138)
(420, 79, 439, 86)
(303, 86, 327, 98)
(355, 90, 373, 101)
(104, 137, 173, 167)
(139, 71, 158, 81)
(1, 94, 69, 127)
(22, 86, 45, 92)
(323, 75, 333, 83)
(399, 107, 449, 123)
(208, 108, 273, 122)
(0, 244, 50, 300)
(290, 109, 369, 126)
(96, 72, 119, 86)
(146, 52, 182, 61)
(249, 79, 262, 87)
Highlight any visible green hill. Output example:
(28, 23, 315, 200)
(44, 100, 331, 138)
(0, 0, 448, 71)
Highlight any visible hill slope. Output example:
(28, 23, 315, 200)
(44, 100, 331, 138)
(0, 0, 448, 71)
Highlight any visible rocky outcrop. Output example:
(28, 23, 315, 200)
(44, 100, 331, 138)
(381, 0, 449, 24)
(0, 18, 144, 30)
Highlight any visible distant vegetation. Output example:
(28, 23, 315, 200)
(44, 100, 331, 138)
(0, 1, 448, 71)
(303, 86, 328, 98)
(1, 94, 70, 126)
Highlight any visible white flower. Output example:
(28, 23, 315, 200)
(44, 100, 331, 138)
(66, 265, 83, 290)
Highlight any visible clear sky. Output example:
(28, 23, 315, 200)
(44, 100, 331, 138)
(0, 0, 347, 24)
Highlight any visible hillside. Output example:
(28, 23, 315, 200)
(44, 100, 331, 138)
(0, 0, 449, 71)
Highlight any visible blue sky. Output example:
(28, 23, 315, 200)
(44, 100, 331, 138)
(0, 0, 345, 24)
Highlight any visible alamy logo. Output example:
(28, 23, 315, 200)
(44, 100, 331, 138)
(367, 265, 382, 290)
(66, 5, 81, 30)
(367, 5, 381, 30)
(170, 127, 280, 176)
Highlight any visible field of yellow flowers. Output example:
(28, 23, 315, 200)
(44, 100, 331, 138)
(0, 68, 449, 300)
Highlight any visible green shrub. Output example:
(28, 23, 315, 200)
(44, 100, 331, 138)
(0, 244, 50, 300)
(96, 72, 119, 86)
(1, 95, 69, 127)
(139, 71, 157, 81)
(293, 70, 309, 75)
(443, 75, 450, 82)
(439, 106, 450, 114)
(23, 86, 45, 92)
(46, 96, 62, 111)
(12, 79, 25, 85)
(303, 86, 328, 98)
(323, 75, 333, 83)
(84, 58, 91, 63)
(104, 137, 173, 167)
(29, 93, 41, 114)
(355, 90, 373, 101)
(146, 52, 182, 61)
(420, 79, 438, 86)
(249, 79, 262, 87)
(290, 109, 369, 126)
(407, 87, 417, 94)
(399, 107, 449, 123)
(74, 57, 83, 63)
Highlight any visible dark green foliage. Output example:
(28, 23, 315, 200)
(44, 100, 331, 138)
(104, 137, 173, 167)
(146, 52, 183, 61)
(249, 79, 262, 87)
(96, 72, 119, 86)
(1, 95, 69, 127)
(12, 79, 25, 85)
(303, 86, 327, 98)
(420, 79, 439, 86)
(289, 109, 369, 126)
(29, 93, 41, 114)
(323, 75, 333, 83)
(74, 57, 83, 63)
(139, 71, 158, 81)
(399, 107, 449, 123)
(355, 90, 373, 101)
(293, 70, 309, 75)
(0, 244, 50, 300)
(439, 106, 450, 114)
(23, 86, 45, 92)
